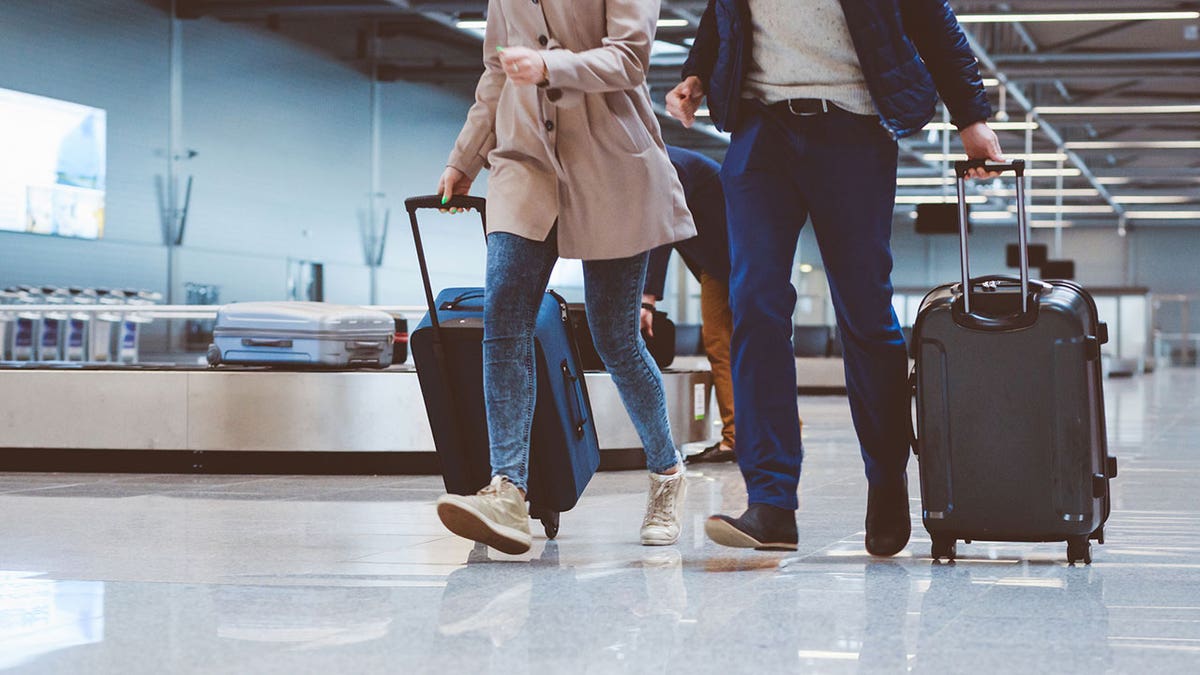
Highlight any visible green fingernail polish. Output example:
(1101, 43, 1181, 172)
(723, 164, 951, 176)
(441, 195, 448, 205)
(496, 46, 505, 52)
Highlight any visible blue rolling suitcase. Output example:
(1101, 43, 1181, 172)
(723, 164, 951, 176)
(406, 195, 600, 539)
(911, 160, 1116, 564)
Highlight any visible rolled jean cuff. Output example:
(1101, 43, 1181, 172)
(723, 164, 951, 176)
(647, 448, 682, 475)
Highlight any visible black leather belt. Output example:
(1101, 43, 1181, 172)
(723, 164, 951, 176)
(768, 98, 832, 116)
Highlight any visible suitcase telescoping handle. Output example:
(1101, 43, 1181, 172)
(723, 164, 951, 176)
(404, 195, 487, 337)
(954, 159, 1028, 317)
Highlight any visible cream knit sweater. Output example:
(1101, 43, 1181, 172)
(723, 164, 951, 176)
(742, 0, 876, 115)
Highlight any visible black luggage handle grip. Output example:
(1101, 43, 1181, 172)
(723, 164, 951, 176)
(953, 274, 1053, 294)
(954, 159, 1025, 178)
(405, 195, 487, 213)
(406, 195, 487, 336)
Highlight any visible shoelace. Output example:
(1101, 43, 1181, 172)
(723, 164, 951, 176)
(479, 476, 508, 497)
(645, 478, 679, 527)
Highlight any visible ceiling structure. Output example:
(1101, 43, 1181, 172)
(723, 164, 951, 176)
(172, 0, 1200, 230)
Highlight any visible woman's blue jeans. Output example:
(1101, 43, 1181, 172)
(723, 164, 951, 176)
(484, 231, 680, 491)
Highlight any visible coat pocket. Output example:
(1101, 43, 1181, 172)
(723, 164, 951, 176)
(592, 91, 653, 154)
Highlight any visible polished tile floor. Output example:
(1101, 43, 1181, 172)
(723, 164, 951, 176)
(2, 369, 1199, 673)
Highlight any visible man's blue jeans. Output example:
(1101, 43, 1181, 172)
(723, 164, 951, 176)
(483, 231, 680, 492)
(722, 101, 910, 510)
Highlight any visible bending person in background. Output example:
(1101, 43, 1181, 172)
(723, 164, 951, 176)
(434, 0, 697, 555)
(642, 145, 736, 464)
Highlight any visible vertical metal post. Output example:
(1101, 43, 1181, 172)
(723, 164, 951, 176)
(166, 1, 184, 304)
(933, 104, 950, 287)
(1024, 112, 1034, 209)
(368, 21, 382, 305)
(165, 0, 184, 350)
(1054, 157, 1064, 257)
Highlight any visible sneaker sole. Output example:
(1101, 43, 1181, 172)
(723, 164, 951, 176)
(437, 498, 532, 555)
(641, 476, 688, 546)
(704, 517, 798, 551)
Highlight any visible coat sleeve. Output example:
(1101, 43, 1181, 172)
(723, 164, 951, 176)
(681, 0, 719, 88)
(643, 245, 673, 301)
(901, 0, 992, 129)
(541, 0, 657, 93)
(446, 0, 508, 179)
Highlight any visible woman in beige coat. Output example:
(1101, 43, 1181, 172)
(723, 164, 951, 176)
(434, 0, 697, 555)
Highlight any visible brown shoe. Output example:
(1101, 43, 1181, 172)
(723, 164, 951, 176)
(685, 442, 736, 464)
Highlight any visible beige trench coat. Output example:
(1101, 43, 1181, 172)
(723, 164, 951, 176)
(446, 0, 697, 260)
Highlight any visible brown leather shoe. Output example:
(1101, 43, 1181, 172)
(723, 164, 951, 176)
(685, 442, 736, 464)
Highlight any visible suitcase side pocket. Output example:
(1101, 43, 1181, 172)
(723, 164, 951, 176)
(1052, 335, 1098, 529)
(917, 339, 954, 522)
(560, 359, 588, 439)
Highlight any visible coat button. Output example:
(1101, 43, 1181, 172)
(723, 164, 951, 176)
(538, 35, 549, 46)
(544, 120, 555, 132)
(546, 88, 562, 102)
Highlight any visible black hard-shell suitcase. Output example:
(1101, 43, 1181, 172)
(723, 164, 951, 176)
(567, 303, 676, 371)
(910, 160, 1117, 564)
(405, 195, 601, 539)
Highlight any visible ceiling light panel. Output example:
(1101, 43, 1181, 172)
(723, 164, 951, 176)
(957, 11, 1200, 24)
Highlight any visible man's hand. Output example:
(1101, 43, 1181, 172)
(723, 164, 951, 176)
(497, 46, 547, 87)
(959, 121, 1006, 180)
(666, 76, 706, 128)
(640, 294, 657, 338)
(437, 166, 473, 214)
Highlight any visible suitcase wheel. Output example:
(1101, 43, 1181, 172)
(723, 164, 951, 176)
(1090, 526, 1105, 545)
(931, 536, 957, 562)
(206, 345, 222, 367)
(1067, 536, 1092, 565)
(540, 512, 560, 540)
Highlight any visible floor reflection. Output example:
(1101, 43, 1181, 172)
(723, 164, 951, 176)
(0, 572, 104, 670)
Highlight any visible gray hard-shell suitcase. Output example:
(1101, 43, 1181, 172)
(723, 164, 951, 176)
(207, 301, 394, 368)
(910, 160, 1117, 565)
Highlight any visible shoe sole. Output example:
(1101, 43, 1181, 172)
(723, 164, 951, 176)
(641, 476, 688, 546)
(704, 517, 798, 551)
(437, 498, 532, 555)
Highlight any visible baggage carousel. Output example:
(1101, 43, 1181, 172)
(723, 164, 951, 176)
(0, 362, 715, 474)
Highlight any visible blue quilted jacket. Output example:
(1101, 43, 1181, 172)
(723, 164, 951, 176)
(681, 0, 992, 138)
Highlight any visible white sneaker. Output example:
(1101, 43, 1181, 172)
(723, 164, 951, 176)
(436, 476, 532, 555)
(641, 469, 687, 546)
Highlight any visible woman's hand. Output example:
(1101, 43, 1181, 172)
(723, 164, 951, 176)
(498, 46, 547, 86)
(437, 166, 473, 214)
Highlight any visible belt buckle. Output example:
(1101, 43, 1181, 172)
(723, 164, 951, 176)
(787, 99, 829, 116)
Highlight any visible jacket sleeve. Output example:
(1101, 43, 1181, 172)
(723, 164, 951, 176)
(446, 0, 508, 179)
(680, 0, 719, 88)
(643, 245, 673, 301)
(541, 0, 656, 93)
(901, 0, 992, 129)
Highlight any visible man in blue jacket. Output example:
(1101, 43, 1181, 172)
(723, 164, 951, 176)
(666, 0, 1006, 555)
(643, 146, 738, 464)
